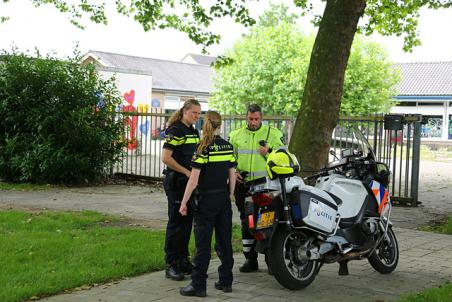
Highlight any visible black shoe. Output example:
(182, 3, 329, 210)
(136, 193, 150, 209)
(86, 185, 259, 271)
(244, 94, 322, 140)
(179, 284, 206, 297)
(239, 259, 258, 273)
(165, 264, 184, 281)
(214, 281, 232, 293)
(180, 257, 194, 275)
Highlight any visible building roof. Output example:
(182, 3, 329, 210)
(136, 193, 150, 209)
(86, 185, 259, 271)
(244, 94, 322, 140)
(394, 62, 452, 96)
(84, 50, 214, 94)
(180, 53, 217, 65)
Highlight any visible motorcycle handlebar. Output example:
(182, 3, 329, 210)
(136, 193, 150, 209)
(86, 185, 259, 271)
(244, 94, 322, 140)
(304, 156, 376, 181)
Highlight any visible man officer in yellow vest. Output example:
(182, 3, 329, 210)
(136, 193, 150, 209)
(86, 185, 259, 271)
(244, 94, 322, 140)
(228, 104, 284, 273)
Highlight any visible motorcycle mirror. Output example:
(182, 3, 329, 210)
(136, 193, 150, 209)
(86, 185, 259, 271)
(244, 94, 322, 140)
(330, 150, 339, 161)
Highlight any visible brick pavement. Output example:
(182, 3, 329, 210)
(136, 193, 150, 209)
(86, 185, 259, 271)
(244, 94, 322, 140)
(41, 228, 452, 302)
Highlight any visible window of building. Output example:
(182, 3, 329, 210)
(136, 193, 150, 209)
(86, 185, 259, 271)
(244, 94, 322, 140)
(396, 101, 417, 107)
(198, 98, 209, 112)
(421, 116, 443, 138)
(164, 96, 181, 110)
(417, 102, 444, 106)
(449, 115, 452, 139)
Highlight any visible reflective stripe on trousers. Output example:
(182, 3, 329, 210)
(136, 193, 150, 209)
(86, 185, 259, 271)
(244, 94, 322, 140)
(242, 238, 255, 253)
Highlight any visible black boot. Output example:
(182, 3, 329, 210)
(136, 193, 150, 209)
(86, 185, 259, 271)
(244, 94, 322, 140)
(165, 263, 184, 281)
(180, 257, 194, 275)
(214, 281, 232, 293)
(239, 258, 258, 273)
(180, 284, 206, 297)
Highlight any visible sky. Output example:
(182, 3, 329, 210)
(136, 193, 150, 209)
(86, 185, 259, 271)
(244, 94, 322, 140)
(1, 0, 452, 63)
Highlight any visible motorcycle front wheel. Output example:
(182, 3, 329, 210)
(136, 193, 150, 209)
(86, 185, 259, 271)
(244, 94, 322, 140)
(368, 227, 399, 274)
(268, 227, 318, 290)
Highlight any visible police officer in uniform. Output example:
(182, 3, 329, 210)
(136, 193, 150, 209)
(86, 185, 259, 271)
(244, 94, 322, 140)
(228, 104, 284, 273)
(178, 111, 236, 297)
(162, 99, 201, 281)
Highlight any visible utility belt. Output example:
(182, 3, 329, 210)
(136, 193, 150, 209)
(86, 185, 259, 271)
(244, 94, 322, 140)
(193, 187, 229, 210)
(198, 188, 229, 195)
(163, 168, 188, 191)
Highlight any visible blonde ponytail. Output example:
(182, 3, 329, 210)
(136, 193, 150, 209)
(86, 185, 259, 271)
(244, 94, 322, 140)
(167, 98, 200, 127)
(197, 111, 221, 154)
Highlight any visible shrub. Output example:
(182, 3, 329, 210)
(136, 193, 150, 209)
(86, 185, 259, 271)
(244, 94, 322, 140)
(0, 49, 125, 184)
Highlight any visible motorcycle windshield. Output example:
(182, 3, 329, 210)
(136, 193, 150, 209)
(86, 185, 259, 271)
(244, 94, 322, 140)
(353, 127, 376, 160)
(330, 126, 376, 162)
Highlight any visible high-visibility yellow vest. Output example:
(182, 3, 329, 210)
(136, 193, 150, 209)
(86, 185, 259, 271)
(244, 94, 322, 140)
(228, 124, 284, 181)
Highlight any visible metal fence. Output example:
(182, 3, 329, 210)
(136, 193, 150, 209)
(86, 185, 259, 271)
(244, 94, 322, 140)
(114, 111, 421, 206)
(335, 115, 422, 206)
(113, 111, 294, 179)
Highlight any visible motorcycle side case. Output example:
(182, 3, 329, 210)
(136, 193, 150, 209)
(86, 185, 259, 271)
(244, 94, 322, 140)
(315, 174, 368, 219)
(290, 186, 338, 233)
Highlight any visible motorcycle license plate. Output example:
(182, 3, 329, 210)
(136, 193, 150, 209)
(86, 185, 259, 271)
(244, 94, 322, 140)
(256, 211, 275, 229)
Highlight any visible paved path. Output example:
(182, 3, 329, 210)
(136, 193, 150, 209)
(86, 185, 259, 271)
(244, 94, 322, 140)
(40, 228, 452, 302)
(1, 159, 451, 301)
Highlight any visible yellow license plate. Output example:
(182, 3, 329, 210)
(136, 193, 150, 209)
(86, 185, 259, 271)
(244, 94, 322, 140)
(256, 211, 275, 229)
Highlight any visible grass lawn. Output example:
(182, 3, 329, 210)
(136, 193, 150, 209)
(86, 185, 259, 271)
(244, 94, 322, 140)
(419, 215, 452, 235)
(0, 210, 242, 302)
(396, 283, 452, 302)
(0, 182, 57, 191)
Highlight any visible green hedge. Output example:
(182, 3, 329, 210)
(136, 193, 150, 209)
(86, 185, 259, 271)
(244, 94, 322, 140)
(0, 50, 125, 184)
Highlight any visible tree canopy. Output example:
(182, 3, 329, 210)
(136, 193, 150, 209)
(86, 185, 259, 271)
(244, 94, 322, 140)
(210, 6, 400, 117)
(211, 21, 310, 116)
(3, 0, 450, 51)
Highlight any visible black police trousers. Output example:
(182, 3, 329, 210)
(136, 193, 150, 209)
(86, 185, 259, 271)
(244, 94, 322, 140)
(234, 182, 258, 260)
(163, 175, 193, 265)
(191, 191, 234, 291)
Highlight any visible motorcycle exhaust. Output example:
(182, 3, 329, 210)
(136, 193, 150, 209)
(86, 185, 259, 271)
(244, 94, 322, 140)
(298, 247, 321, 261)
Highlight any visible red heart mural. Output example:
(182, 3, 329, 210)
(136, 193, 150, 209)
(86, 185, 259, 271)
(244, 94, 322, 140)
(124, 90, 135, 106)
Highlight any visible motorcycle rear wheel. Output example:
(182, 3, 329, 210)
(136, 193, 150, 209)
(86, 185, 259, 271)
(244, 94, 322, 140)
(268, 227, 318, 290)
(368, 227, 399, 274)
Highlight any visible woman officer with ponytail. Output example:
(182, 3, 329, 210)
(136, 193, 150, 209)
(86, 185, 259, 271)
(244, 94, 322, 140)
(162, 99, 201, 281)
(178, 111, 236, 297)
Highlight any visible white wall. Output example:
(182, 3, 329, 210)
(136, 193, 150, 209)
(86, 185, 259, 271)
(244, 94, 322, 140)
(99, 69, 157, 154)
(99, 70, 153, 109)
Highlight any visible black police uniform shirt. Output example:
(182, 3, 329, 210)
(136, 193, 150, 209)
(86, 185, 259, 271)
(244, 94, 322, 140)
(191, 136, 236, 194)
(163, 120, 200, 172)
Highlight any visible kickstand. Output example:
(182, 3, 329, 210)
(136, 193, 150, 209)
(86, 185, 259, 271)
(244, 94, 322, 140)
(316, 261, 324, 275)
(338, 260, 349, 276)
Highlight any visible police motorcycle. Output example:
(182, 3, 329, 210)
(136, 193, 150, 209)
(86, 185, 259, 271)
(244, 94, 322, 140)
(244, 127, 398, 290)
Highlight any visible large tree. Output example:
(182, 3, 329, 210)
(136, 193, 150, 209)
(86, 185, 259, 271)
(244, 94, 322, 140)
(3, 0, 451, 173)
(210, 4, 399, 117)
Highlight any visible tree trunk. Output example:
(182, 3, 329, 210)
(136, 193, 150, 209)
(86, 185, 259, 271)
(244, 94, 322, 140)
(289, 0, 366, 175)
